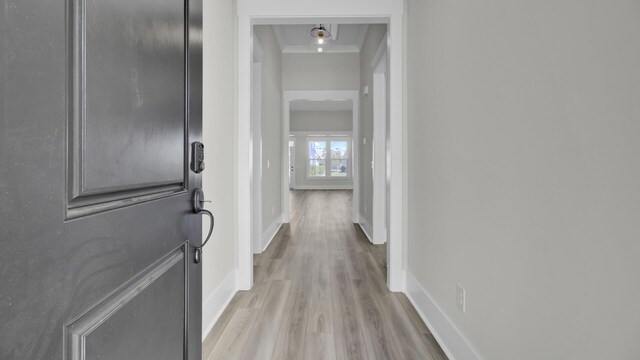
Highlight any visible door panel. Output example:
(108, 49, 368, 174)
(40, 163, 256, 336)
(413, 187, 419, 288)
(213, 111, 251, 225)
(0, 0, 203, 358)
(67, 0, 188, 220)
(82, 0, 186, 192)
(67, 247, 186, 360)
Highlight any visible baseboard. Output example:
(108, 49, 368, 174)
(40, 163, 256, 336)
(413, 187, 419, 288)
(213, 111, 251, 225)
(358, 217, 374, 244)
(261, 214, 283, 252)
(202, 270, 237, 341)
(405, 272, 482, 360)
(292, 184, 353, 190)
(389, 269, 406, 292)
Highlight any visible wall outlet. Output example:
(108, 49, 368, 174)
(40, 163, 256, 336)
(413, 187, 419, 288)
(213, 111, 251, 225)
(364, 204, 367, 214)
(271, 206, 275, 216)
(266, 160, 270, 169)
(456, 284, 466, 313)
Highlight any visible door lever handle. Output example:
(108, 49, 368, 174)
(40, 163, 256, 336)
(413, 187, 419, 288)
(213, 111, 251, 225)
(193, 188, 214, 263)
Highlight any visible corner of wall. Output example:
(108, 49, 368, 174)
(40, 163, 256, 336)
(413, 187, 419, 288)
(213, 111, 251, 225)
(261, 214, 283, 252)
(358, 216, 374, 244)
(404, 272, 482, 360)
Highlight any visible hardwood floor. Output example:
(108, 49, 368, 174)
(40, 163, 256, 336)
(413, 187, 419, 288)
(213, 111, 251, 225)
(203, 190, 447, 360)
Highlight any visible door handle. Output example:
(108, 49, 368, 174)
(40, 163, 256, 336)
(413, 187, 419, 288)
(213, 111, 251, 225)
(192, 188, 214, 263)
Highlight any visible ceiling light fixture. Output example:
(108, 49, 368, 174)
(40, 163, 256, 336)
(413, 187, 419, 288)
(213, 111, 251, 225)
(310, 24, 331, 45)
(317, 47, 324, 53)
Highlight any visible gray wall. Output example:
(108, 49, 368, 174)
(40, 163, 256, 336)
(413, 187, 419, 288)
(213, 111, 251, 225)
(255, 25, 283, 232)
(291, 111, 352, 132)
(406, 0, 640, 359)
(358, 25, 387, 231)
(290, 111, 353, 188)
(282, 53, 360, 90)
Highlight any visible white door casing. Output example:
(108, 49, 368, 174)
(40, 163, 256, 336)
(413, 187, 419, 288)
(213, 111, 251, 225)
(237, 0, 405, 292)
(372, 37, 387, 246)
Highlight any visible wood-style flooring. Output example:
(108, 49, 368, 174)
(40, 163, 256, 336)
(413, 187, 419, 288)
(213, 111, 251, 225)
(203, 190, 447, 360)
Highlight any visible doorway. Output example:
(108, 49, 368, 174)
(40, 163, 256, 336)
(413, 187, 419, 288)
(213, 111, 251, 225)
(282, 90, 360, 224)
(237, 2, 405, 292)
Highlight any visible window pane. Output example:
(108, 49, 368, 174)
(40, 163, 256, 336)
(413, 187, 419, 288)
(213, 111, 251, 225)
(308, 160, 326, 177)
(331, 160, 348, 177)
(330, 141, 348, 159)
(309, 141, 326, 160)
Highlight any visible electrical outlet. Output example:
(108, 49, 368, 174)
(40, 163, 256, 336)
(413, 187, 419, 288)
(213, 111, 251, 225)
(364, 204, 367, 214)
(267, 160, 270, 169)
(271, 206, 275, 216)
(456, 284, 466, 313)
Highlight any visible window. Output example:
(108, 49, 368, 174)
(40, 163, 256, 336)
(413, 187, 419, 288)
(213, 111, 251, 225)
(307, 137, 351, 178)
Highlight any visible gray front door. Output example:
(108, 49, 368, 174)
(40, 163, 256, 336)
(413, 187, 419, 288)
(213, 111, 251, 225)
(0, 0, 203, 358)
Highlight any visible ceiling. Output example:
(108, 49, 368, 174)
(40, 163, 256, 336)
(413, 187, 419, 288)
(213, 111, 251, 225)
(272, 24, 369, 53)
(290, 99, 353, 112)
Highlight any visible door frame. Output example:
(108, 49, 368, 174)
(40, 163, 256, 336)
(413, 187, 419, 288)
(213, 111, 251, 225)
(282, 90, 360, 224)
(236, 0, 405, 292)
(372, 37, 388, 246)
(251, 36, 264, 255)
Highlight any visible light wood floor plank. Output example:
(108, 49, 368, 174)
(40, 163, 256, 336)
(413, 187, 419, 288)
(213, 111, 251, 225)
(239, 280, 291, 360)
(330, 258, 369, 360)
(304, 332, 337, 360)
(205, 308, 257, 360)
(203, 190, 447, 360)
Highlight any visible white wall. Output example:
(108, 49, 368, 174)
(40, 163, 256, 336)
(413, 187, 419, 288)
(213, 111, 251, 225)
(254, 25, 283, 233)
(291, 111, 352, 132)
(358, 25, 387, 233)
(282, 53, 360, 90)
(406, 0, 640, 359)
(201, 0, 236, 338)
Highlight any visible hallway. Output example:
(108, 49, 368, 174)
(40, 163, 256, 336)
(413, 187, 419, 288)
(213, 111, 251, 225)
(203, 190, 447, 359)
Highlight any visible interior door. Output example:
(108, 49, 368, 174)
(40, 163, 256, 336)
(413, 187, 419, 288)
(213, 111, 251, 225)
(0, 0, 203, 358)
(289, 142, 296, 189)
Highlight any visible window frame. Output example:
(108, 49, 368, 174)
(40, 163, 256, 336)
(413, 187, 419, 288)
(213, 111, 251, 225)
(306, 136, 352, 179)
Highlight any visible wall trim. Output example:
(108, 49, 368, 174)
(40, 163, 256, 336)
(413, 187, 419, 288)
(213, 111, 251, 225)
(358, 217, 374, 243)
(251, 52, 263, 256)
(261, 214, 283, 252)
(293, 184, 353, 190)
(371, 42, 388, 247)
(202, 270, 237, 341)
(405, 272, 483, 360)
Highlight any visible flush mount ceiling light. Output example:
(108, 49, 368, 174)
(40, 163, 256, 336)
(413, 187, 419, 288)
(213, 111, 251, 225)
(310, 24, 331, 45)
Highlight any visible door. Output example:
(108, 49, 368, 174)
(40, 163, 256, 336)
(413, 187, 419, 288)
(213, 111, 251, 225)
(0, 0, 203, 358)
(289, 141, 296, 189)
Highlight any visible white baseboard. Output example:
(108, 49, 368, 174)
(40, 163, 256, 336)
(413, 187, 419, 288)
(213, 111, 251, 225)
(261, 214, 283, 252)
(202, 270, 237, 341)
(292, 184, 353, 190)
(358, 216, 374, 244)
(405, 272, 482, 360)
